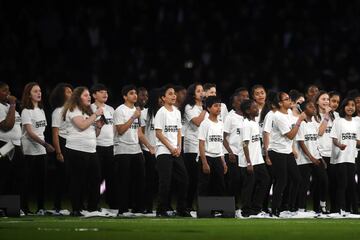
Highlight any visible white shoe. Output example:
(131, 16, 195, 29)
(36, 209, 46, 216)
(20, 209, 25, 217)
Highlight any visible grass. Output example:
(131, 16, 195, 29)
(1, 217, 360, 240)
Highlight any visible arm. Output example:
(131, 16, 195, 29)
(0, 96, 16, 131)
(175, 129, 182, 157)
(24, 124, 54, 152)
(115, 108, 141, 135)
(284, 113, 306, 140)
(243, 140, 254, 173)
(156, 129, 176, 155)
(332, 138, 347, 150)
(199, 139, 210, 174)
(138, 127, 155, 154)
(223, 132, 236, 162)
(263, 131, 272, 165)
(190, 110, 207, 127)
(299, 141, 320, 165)
(318, 115, 330, 136)
(52, 127, 63, 162)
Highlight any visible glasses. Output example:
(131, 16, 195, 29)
(280, 97, 290, 102)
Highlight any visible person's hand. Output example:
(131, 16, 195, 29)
(321, 158, 327, 169)
(228, 153, 237, 163)
(293, 151, 298, 160)
(95, 119, 105, 129)
(148, 145, 156, 155)
(310, 157, 321, 166)
(45, 143, 55, 153)
(299, 112, 307, 121)
(170, 147, 177, 156)
(339, 144, 347, 151)
(133, 107, 141, 119)
(56, 153, 64, 162)
(265, 155, 272, 166)
(7, 95, 16, 105)
(202, 162, 210, 174)
(324, 106, 332, 114)
(223, 163, 228, 174)
(95, 107, 104, 117)
(247, 163, 254, 174)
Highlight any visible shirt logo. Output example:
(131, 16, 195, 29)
(131, 122, 139, 129)
(342, 133, 357, 140)
(35, 120, 46, 128)
(236, 128, 241, 135)
(251, 134, 261, 143)
(305, 134, 318, 141)
(209, 135, 223, 142)
(325, 126, 332, 134)
(164, 125, 178, 132)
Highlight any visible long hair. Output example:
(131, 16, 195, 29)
(314, 90, 331, 123)
(240, 99, 255, 120)
(338, 97, 356, 118)
(62, 86, 93, 120)
(21, 82, 43, 110)
(180, 83, 202, 116)
(146, 88, 162, 125)
(49, 83, 73, 110)
(260, 90, 278, 122)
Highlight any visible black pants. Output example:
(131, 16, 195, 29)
(323, 157, 337, 212)
(67, 148, 100, 212)
(143, 150, 158, 212)
(96, 145, 117, 209)
(356, 155, 360, 207)
(54, 136, 68, 210)
(24, 154, 47, 211)
(224, 154, 241, 208)
(114, 153, 145, 213)
(298, 164, 312, 209)
(198, 156, 226, 196)
(156, 154, 188, 213)
(240, 164, 270, 215)
(262, 163, 273, 212)
(184, 152, 198, 209)
(268, 151, 301, 211)
(335, 162, 358, 213)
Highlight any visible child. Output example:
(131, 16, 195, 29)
(198, 96, 228, 197)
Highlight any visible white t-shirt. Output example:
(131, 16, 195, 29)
(51, 107, 68, 139)
(239, 118, 264, 167)
(268, 110, 298, 154)
(154, 106, 182, 157)
(91, 104, 114, 147)
(295, 121, 321, 165)
(330, 118, 360, 164)
(198, 117, 224, 158)
(21, 107, 47, 155)
(113, 104, 141, 155)
(183, 104, 203, 153)
(314, 112, 339, 158)
(65, 107, 97, 153)
(140, 108, 156, 152)
(263, 110, 275, 134)
(223, 110, 244, 155)
(0, 103, 21, 146)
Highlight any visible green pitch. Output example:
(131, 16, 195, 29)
(1, 217, 360, 240)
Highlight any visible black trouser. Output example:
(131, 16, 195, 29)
(268, 151, 301, 211)
(262, 163, 273, 212)
(356, 155, 360, 207)
(67, 148, 100, 212)
(335, 162, 358, 213)
(184, 152, 198, 209)
(54, 136, 67, 210)
(198, 156, 226, 196)
(323, 157, 337, 212)
(24, 154, 47, 211)
(312, 161, 328, 205)
(143, 150, 158, 212)
(96, 145, 117, 209)
(114, 153, 145, 213)
(0, 142, 27, 211)
(224, 154, 241, 208)
(298, 164, 312, 209)
(156, 154, 188, 213)
(240, 164, 270, 215)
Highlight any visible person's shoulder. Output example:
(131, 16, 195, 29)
(105, 104, 115, 112)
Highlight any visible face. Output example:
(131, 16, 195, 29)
(238, 90, 249, 103)
(279, 93, 292, 109)
(124, 89, 138, 104)
(329, 95, 340, 111)
(205, 87, 216, 97)
(316, 93, 330, 110)
(137, 90, 148, 106)
(30, 85, 42, 103)
(162, 88, 176, 105)
(194, 85, 204, 101)
(208, 102, 222, 116)
(304, 102, 316, 116)
(355, 97, 360, 114)
(0, 85, 10, 102)
(253, 87, 266, 106)
(296, 96, 305, 105)
(232, 95, 241, 110)
(249, 101, 259, 117)
(80, 89, 91, 106)
(93, 90, 108, 104)
(64, 87, 73, 101)
(176, 89, 187, 105)
(307, 86, 319, 101)
(344, 100, 356, 117)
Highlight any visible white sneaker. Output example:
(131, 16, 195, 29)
(20, 209, 25, 217)
(36, 209, 46, 216)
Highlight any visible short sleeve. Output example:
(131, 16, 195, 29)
(177, 110, 182, 129)
(21, 109, 32, 125)
(140, 109, 147, 127)
(113, 107, 126, 125)
(242, 121, 251, 142)
(263, 112, 273, 133)
(296, 122, 305, 141)
(185, 105, 201, 122)
(154, 109, 164, 130)
(275, 114, 292, 135)
(198, 121, 208, 141)
(330, 119, 340, 139)
(68, 108, 83, 120)
(223, 115, 232, 133)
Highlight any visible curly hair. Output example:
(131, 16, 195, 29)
(49, 83, 73, 110)
(62, 86, 93, 120)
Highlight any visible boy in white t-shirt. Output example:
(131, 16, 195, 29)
(154, 84, 190, 217)
(113, 85, 154, 215)
(90, 83, 117, 209)
(198, 96, 227, 197)
(239, 99, 270, 217)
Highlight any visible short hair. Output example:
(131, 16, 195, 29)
(121, 84, 137, 97)
(91, 83, 108, 94)
(289, 89, 304, 102)
(160, 84, 175, 97)
(203, 83, 216, 91)
(205, 96, 221, 111)
(299, 100, 312, 112)
(137, 86, 148, 93)
(240, 99, 255, 120)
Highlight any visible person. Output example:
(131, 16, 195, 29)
(239, 99, 270, 217)
(140, 88, 162, 213)
(329, 91, 341, 113)
(305, 84, 319, 102)
(268, 92, 305, 216)
(21, 82, 55, 215)
(49, 83, 73, 213)
(181, 83, 206, 210)
(295, 101, 329, 213)
(154, 84, 190, 217)
(0, 82, 24, 215)
(331, 97, 360, 215)
(353, 92, 360, 207)
(90, 83, 117, 209)
(314, 91, 337, 212)
(136, 87, 149, 110)
(174, 85, 187, 109)
(62, 86, 104, 216)
(251, 84, 267, 124)
(222, 88, 248, 207)
(203, 83, 228, 122)
(113, 85, 154, 215)
(198, 96, 227, 196)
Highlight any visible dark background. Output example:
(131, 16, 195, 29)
(2, 0, 360, 105)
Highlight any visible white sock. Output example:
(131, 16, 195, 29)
(298, 208, 305, 212)
(320, 201, 326, 207)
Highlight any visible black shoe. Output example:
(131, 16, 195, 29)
(156, 211, 171, 217)
(176, 210, 192, 217)
(71, 210, 83, 217)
